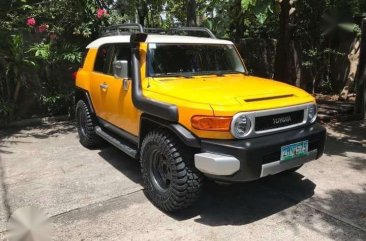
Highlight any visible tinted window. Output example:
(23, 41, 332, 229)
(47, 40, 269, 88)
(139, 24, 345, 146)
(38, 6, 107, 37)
(80, 49, 89, 68)
(147, 44, 245, 77)
(94, 46, 109, 73)
(108, 45, 131, 77)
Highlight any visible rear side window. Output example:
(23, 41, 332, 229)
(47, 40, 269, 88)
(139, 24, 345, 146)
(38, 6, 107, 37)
(80, 49, 89, 68)
(94, 45, 110, 73)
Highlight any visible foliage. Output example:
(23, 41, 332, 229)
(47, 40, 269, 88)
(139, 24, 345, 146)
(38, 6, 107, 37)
(1, 0, 366, 122)
(0, 0, 114, 120)
(29, 42, 82, 64)
(241, 0, 278, 24)
(40, 92, 74, 115)
(0, 34, 36, 99)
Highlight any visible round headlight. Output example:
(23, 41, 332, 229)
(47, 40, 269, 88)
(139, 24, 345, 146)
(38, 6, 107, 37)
(308, 104, 317, 123)
(231, 114, 252, 138)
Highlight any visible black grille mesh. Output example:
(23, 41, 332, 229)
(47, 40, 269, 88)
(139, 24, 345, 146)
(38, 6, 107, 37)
(255, 110, 304, 132)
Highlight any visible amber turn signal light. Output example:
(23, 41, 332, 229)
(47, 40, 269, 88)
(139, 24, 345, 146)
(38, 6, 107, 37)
(191, 116, 232, 131)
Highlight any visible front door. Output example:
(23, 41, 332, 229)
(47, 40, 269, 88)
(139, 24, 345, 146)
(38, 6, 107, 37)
(89, 43, 139, 136)
(103, 44, 140, 136)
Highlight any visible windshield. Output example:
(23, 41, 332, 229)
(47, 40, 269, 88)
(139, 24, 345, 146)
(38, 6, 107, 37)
(147, 44, 246, 77)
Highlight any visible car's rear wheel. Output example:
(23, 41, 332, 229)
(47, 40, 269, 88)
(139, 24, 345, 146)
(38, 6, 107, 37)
(75, 100, 103, 148)
(140, 130, 203, 212)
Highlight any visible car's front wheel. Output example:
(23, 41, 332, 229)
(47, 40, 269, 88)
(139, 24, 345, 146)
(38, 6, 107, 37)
(140, 130, 203, 212)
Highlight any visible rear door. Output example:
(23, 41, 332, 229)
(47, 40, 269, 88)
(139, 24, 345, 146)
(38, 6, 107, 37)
(89, 44, 114, 121)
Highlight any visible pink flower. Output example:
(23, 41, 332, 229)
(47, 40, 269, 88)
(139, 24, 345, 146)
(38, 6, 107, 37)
(26, 17, 36, 27)
(97, 9, 108, 19)
(38, 24, 49, 33)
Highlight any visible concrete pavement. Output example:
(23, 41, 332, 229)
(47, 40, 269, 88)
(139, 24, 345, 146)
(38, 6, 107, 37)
(0, 121, 365, 240)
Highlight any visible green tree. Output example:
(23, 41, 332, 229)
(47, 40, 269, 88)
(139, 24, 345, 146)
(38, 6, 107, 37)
(0, 35, 36, 114)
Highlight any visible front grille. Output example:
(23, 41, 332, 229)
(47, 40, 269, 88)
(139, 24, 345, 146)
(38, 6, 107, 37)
(255, 110, 304, 132)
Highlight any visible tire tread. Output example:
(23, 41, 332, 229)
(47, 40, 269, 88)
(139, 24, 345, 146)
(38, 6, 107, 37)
(140, 130, 203, 212)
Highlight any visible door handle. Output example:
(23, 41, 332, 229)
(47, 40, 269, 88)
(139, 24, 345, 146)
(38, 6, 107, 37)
(123, 79, 130, 91)
(100, 83, 108, 90)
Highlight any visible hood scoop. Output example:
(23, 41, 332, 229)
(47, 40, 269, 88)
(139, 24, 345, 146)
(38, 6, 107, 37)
(244, 94, 294, 102)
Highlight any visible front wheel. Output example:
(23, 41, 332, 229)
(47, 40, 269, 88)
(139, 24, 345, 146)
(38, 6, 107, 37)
(140, 131, 203, 212)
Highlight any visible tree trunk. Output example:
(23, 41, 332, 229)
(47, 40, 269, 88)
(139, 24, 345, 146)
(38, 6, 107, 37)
(137, 1, 148, 27)
(138, 14, 145, 27)
(355, 18, 366, 119)
(292, 40, 301, 87)
(13, 80, 21, 103)
(5, 73, 11, 101)
(339, 39, 360, 100)
(232, 0, 244, 42)
(274, 0, 291, 83)
(186, 0, 197, 27)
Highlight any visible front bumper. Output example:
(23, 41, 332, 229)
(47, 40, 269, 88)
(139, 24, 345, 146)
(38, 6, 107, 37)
(194, 123, 326, 182)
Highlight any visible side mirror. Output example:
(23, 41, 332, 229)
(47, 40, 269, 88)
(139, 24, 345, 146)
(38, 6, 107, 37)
(113, 60, 128, 79)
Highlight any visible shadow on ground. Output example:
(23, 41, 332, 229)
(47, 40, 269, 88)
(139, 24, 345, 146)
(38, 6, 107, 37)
(98, 147, 142, 184)
(0, 121, 76, 154)
(96, 142, 366, 239)
(324, 121, 366, 173)
(1, 120, 365, 239)
(96, 145, 316, 225)
(324, 121, 366, 156)
(0, 155, 11, 219)
(171, 174, 316, 226)
(0, 121, 76, 140)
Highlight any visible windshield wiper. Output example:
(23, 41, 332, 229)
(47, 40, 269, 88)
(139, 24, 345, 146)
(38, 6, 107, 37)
(154, 73, 193, 78)
(216, 70, 248, 76)
(195, 71, 248, 77)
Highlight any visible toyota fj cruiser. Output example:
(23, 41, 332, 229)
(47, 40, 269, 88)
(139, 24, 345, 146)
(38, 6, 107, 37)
(75, 24, 326, 212)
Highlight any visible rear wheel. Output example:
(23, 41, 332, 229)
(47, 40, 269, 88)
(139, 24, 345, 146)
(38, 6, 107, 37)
(140, 130, 203, 212)
(75, 100, 103, 148)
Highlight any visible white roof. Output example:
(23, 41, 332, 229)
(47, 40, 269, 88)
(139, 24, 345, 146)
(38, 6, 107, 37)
(86, 34, 233, 48)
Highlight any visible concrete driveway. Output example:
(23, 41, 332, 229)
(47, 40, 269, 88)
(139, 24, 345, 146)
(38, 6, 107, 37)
(0, 121, 365, 241)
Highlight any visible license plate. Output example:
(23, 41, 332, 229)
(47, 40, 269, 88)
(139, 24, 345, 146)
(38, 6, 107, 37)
(280, 140, 309, 161)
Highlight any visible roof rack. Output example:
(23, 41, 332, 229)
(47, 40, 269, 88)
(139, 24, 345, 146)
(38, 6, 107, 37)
(101, 23, 144, 37)
(100, 24, 216, 39)
(167, 27, 216, 39)
(143, 28, 165, 34)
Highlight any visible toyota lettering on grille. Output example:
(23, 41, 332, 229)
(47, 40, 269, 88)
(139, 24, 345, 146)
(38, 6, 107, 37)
(272, 116, 292, 125)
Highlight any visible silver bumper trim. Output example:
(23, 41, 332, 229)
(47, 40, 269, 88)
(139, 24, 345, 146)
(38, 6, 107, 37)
(194, 153, 240, 176)
(260, 150, 318, 177)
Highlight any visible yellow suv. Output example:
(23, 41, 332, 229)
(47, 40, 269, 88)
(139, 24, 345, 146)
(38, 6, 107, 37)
(75, 24, 326, 212)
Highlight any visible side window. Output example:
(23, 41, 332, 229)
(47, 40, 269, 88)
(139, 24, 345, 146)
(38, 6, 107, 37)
(94, 45, 110, 73)
(108, 44, 131, 77)
(80, 49, 89, 68)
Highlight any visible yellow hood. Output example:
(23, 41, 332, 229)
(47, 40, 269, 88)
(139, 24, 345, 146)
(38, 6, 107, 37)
(146, 74, 315, 113)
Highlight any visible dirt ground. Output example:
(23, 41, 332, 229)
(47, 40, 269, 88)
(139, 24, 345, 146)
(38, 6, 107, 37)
(0, 120, 365, 241)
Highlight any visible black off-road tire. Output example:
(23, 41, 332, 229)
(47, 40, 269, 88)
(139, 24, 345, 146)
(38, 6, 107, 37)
(140, 130, 203, 212)
(75, 100, 103, 148)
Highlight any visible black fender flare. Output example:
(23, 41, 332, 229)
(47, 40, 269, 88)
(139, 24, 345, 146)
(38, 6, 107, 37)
(140, 114, 200, 148)
(75, 87, 95, 113)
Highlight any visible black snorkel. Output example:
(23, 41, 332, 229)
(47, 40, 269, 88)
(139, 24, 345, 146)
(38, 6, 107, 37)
(130, 33, 178, 122)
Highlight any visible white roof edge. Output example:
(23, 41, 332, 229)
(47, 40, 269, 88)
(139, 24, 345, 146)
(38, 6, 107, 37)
(86, 34, 233, 49)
